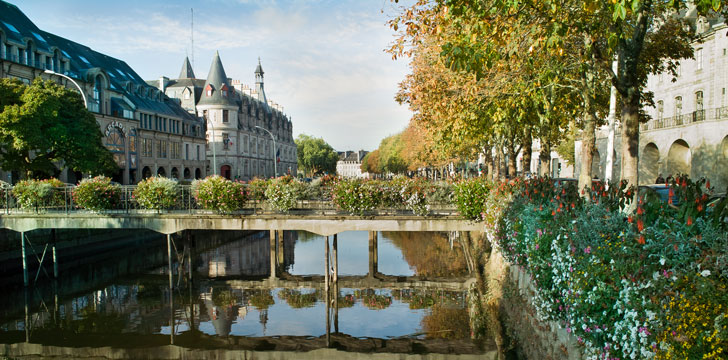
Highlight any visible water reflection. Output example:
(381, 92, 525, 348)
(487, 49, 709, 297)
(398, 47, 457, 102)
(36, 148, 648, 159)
(0, 230, 484, 355)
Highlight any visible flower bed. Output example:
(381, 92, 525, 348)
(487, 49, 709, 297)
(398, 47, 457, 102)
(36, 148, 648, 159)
(490, 175, 728, 360)
(12, 178, 65, 210)
(192, 175, 247, 213)
(264, 176, 303, 212)
(133, 176, 179, 211)
(72, 176, 121, 211)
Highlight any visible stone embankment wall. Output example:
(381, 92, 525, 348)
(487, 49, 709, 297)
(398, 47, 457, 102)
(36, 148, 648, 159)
(476, 229, 582, 360)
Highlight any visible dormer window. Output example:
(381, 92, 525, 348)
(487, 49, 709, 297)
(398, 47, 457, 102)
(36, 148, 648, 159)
(221, 84, 229, 97)
(205, 84, 213, 97)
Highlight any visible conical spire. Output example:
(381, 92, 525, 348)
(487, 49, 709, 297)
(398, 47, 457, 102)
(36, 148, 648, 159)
(178, 56, 195, 79)
(255, 57, 267, 104)
(198, 51, 237, 107)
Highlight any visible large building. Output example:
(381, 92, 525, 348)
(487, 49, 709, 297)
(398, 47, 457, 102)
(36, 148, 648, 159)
(155, 53, 296, 180)
(336, 150, 368, 178)
(576, 12, 728, 191)
(0, 1, 207, 184)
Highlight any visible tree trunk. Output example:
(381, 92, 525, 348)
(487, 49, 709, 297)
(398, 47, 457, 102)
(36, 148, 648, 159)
(483, 147, 492, 179)
(621, 89, 640, 188)
(493, 147, 502, 180)
(539, 139, 551, 176)
(507, 146, 518, 179)
(522, 128, 532, 176)
(579, 113, 596, 200)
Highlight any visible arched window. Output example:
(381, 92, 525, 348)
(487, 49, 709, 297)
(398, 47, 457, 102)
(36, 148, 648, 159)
(105, 127, 125, 167)
(93, 75, 104, 113)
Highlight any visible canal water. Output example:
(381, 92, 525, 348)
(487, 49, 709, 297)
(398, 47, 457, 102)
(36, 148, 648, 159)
(0, 230, 491, 357)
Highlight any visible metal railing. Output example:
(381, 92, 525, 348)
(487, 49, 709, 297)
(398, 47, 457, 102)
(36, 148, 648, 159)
(0, 185, 457, 217)
(642, 106, 727, 132)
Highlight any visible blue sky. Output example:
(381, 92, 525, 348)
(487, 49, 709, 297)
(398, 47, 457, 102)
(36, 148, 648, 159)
(15, 0, 412, 151)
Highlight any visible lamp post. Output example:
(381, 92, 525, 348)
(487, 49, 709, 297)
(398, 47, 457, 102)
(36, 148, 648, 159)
(255, 125, 277, 178)
(44, 70, 87, 108)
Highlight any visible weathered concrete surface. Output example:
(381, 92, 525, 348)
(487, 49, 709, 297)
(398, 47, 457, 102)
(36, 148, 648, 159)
(1, 336, 499, 359)
(0, 213, 483, 235)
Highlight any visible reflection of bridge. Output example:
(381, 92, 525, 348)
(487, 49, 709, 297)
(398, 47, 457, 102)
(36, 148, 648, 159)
(2, 333, 498, 359)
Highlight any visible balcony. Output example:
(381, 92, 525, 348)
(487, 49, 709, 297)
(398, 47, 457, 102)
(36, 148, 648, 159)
(642, 107, 724, 132)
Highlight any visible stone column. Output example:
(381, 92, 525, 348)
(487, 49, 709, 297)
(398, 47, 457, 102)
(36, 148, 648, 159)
(368, 231, 378, 278)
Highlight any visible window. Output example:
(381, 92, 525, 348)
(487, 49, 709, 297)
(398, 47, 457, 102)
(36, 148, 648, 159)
(675, 96, 682, 116)
(156, 140, 167, 158)
(222, 110, 229, 123)
(184, 89, 190, 99)
(657, 100, 664, 120)
(196, 145, 200, 160)
(696, 48, 703, 70)
(171, 142, 181, 159)
(141, 138, 153, 157)
(185, 144, 189, 160)
(105, 128, 125, 153)
(2, 21, 20, 34)
(243, 135, 249, 153)
(696, 91, 704, 111)
(223, 133, 230, 150)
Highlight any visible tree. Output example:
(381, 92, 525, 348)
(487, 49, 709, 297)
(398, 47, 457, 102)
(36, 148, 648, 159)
(295, 134, 338, 177)
(0, 78, 117, 178)
(360, 149, 381, 174)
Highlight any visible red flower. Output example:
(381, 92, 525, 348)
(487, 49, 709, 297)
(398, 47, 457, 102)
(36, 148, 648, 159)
(551, 210, 556, 216)
(636, 206, 644, 215)
(628, 215, 634, 223)
(706, 180, 711, 189)
(637, 219, 644, 232)
(637, 235, 645, 245)
(687, 216, 692, 226)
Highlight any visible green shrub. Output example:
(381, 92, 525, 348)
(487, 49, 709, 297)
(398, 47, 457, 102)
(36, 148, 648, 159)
(332, 178, 381, 215)
(13, 178, 65, 210)
(264, 176, 302, 212)
(133, 176, 179, 211)
(192, 175, 247, 213)
(452, 178, 491, 220)
(72, 176, 121, 211)
(247, 178, 270, 201)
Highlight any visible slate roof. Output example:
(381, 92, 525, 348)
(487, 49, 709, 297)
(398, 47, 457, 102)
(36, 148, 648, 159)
(179, 56, 195, 79)
(197, 51, 238, 107)
(0, 0, 197, 122)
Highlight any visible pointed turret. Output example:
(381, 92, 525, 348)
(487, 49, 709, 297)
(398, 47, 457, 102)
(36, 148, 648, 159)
(254, 57, 267, 104)
(198, 51, 237, 107)
(178, 56, 196, 79)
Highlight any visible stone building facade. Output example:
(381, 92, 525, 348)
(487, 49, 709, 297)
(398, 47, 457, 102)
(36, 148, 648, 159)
(156, 53, 296, 181)
(576, 14, 728, 191)
(336, 150, 368, 178)
(0, 1, 207, 184)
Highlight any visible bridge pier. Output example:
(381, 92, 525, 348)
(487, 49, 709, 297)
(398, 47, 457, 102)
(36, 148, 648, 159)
(269, 230, 277, 280)
(368, 231, 378, 278)
(21, 231, 27, 286)
(277, 230, 284, 269)
(51, 229, 58, 279)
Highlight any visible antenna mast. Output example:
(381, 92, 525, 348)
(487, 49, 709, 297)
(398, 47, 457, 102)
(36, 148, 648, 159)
(190, 8, 194, 71)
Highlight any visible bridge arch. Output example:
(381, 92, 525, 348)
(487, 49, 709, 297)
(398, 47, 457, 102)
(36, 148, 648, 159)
(666, 139, 691, 177)
(639, 143, 660, 185)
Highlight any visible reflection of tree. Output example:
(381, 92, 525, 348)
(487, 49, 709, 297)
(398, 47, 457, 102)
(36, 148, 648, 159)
(66, 306, 125, 334)
(246, 289, 274, 310)
(296, 231, 320, 243)
(211, 288, 237, 307)
(277, 289, 319, 308)
(382, 232, 468, 277)
(354, 289, 392, 310)
(421, 304, 470, 339)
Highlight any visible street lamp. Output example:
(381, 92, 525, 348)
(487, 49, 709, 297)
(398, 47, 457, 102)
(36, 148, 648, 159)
(255, 125, 277, 178)
(44, 70, 87, 108)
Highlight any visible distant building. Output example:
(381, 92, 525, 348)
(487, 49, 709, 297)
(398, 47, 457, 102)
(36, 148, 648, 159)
(575, 11, 728, 190)
(0, 0, 207, 184)
(154, 54, 296, 180)
(336, 150, 368, 178)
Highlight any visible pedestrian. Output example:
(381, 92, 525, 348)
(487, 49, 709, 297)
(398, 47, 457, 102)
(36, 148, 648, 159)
(655, 173, 665, 184)
(665, 174, 674, 184)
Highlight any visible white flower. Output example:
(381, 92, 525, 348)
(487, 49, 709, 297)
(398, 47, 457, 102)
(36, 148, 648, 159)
(700, 269, 711, 277)
(659, 257, 665, 266)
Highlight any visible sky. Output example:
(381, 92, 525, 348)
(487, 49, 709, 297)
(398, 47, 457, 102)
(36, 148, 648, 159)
(13, 0, 413, 151)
